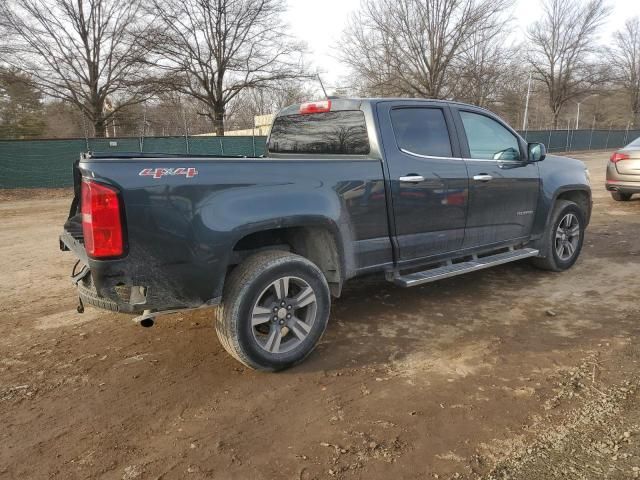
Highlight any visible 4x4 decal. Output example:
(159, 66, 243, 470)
(139, 167, 198, 179)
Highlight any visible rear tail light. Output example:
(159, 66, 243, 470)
(81, 179, 124, 258)
(610, 152, 630, 163)
(299, 100, 331, 114)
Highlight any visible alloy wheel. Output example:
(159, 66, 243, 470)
(250, 276, 318, 354)
(554, 213, 580, 261)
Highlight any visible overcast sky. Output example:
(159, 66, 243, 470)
(286, 0, 640, 92)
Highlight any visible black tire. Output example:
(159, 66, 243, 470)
(215, 250, 331, 371)
(531, 200, 586, 272)
(611, 191, 632, 201)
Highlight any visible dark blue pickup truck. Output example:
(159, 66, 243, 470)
(61, 98, 592, 370)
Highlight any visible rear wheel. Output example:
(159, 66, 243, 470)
(611, 191, 632, 201)
(532, 200, 585, 272)
(215, 250, 331, 371)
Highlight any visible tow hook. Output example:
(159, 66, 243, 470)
(77, 296, 85, 314)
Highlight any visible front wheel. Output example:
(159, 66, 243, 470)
(215, 250, 331, 371)
(531, 200, 586, 272)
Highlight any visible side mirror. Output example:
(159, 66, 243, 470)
(528, 142, 546, 162)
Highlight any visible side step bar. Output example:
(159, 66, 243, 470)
(393, 248, 539, 288)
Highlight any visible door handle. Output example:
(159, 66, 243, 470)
(399, 175, 425, 183)
(473, 174, 493, 182)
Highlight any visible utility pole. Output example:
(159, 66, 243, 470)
(182, 102, 189, 154)
(589, 115, 596, 150)
(317, 73, 328, 99)
(575, 94, 598, 130)
(522, 72, 532, 131)
(140, 101, 147, 153)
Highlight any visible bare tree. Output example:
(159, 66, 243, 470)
(527, 0, 611, 128)
(150, 0, 305, 136)
(225, 80, 315, 130)
(491, 64, 531, 128)
(454, 31, 519, 108)
(340, 0, 513, 99)
(0, 0, 156, 137)
(609, 17, 640, 128)
(339, 7, 399, 97)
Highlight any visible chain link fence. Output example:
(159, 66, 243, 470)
(1, 129, 639, 189)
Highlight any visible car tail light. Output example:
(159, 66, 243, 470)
(81, 179, 124, 258)
(299, 100, 331, 114)
(610, 152, 630, 163)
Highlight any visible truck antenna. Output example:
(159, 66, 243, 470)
(317, 73, 329, 99)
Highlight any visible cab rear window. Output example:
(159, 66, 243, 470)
(268, 111, 369, 155)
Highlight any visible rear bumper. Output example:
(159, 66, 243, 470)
(606, 161, 640, 193)
(60, 230, 149, 314)
(60, 230, 221, 315)
(605, 181, 640, 194)
(77, 275, 142, 313)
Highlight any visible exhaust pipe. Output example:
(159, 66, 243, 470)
(132, 306, 207, 328)
(139, 317, 155, 328)
(133, 309, 156, 328)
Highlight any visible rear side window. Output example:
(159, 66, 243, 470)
(390, 108, 453, 158)
(268, 111, 369, 155)
(459, 111, 521, 161)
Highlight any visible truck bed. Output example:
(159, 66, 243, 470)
(61, 151, 392, 313)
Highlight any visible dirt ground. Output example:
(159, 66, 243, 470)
(1, 151, 639, 480)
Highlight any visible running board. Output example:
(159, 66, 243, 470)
(393, 248, 539, 288)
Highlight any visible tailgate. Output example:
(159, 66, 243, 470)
(60, 158, 84, 248)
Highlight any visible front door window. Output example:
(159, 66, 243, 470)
(460, 111, 521, 161)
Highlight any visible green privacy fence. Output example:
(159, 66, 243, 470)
(521, 129, 640, 153)
(1, 129, 639, 189)
(0, 135, 267, 188)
